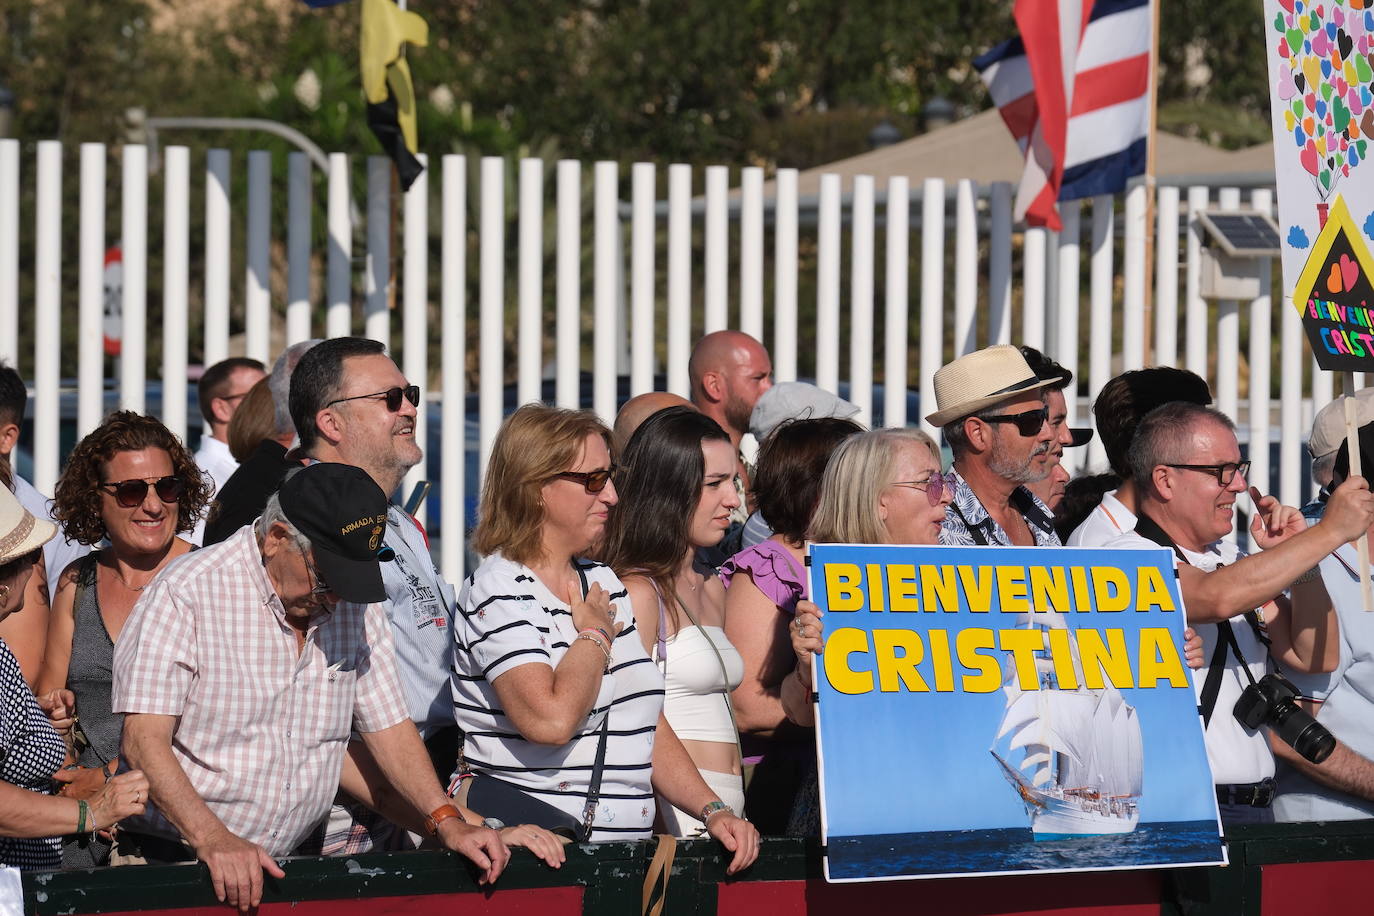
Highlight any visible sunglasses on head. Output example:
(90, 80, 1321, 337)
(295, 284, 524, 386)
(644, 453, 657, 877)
(327, 385, 421, 413)
(100, 476, 186, 509)
(981, 405, 1050, 437)
(548, 466, 617, 493)
(891, 471, 954, 507)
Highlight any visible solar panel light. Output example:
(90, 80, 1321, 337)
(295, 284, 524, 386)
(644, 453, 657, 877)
(1196, 209, 1282, 300)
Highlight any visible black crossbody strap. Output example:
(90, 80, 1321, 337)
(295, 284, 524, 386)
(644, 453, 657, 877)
(949, 502, 990, 546)
(575, 562, 612, 841)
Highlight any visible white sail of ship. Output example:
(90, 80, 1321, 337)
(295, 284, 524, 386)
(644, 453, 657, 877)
(989, 614, 1143, 840)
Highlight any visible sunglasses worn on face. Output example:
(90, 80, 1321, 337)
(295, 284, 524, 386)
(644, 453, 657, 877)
(327, 385, 421, 413)
(1166, 460, 1251, 486)
(980, 406, 1050, 437)
(548, 466, 617, 493)
(100, 476, 186, 508)
(891, 471, 954, 507)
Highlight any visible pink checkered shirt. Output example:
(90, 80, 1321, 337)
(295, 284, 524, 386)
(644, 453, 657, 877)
(112, 525, 409, 856)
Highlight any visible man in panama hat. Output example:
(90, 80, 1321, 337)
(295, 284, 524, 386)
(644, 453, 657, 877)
(925, 345, 1064, 547)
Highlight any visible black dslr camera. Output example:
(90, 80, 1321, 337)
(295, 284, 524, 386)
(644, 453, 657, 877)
(1233, 673, 1336, 764)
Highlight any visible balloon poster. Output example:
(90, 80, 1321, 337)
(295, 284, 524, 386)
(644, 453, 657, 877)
(1267, 0, 1374, 371)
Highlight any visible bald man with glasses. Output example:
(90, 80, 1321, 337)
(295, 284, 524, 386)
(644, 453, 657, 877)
(1106, 401, 1374, 825)
(289, 337, 458, 854)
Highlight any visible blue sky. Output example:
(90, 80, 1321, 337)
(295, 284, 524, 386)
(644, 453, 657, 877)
(809, 544, 1218, 838)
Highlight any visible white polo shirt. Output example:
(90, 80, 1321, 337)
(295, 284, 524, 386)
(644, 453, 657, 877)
(1067, 489, 1137, 547)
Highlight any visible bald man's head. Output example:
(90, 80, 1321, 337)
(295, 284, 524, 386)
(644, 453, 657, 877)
(688, 331, 773, 441)
(613, 392, 695, 457)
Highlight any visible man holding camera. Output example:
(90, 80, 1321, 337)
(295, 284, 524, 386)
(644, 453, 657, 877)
(1106, 402, 1374, 824)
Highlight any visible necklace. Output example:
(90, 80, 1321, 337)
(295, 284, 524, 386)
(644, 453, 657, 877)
(109, 569, 150, 592)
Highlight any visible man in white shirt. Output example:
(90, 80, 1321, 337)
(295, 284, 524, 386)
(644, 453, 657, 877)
(1105, 402, 1374, 824)
(1068, 367, 1212, 547)
(191, 357, 266, 543)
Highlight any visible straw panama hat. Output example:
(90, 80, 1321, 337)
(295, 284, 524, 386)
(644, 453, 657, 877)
(924, 345, 1064, 428)
(0, 484, 55, 565)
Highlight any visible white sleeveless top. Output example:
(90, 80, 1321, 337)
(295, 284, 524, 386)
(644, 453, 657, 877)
(661, 624, 744, 743)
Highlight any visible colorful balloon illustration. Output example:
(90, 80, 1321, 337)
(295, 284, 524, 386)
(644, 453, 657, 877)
(1273, 0, 1374, 199)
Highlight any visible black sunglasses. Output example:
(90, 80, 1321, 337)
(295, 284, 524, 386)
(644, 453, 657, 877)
(1165, 460, 1251, 486)
(100, 476, 186, 509)
(980, 406, 1050, 437)
(327, 385, 421, 413)
(548, 466, 617, 493)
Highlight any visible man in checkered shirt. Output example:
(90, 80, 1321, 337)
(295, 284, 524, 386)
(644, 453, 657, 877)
(115, 464, 509, 911)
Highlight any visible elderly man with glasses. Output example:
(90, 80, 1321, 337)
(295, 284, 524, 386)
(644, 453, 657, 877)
(1105, 401, 1374, 826)
(287, 336, 460, 853)
(114, 464, 511, 910)
(927, 345, 1064, 547)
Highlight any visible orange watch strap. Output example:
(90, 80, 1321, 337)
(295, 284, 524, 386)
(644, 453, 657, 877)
(425, 803, 463, 835)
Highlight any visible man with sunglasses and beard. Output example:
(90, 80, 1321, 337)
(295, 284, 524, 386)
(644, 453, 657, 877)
(1107, 402, 1374, 824)
(927, 346, 1064, 547)
(287, 337, 461, 854)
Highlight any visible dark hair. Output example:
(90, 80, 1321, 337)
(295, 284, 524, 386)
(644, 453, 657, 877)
(53, 411, 212, 546)
(1053, 472, 1122, 542)
(596, 407, 731, 607)
(289, 337, 387, 453)
(1094, 368, 1212, 478)
(1128, 402, 1236, 492)
(753, 417, 862, 543)
(197, 357, 265, 425)
(1018, 345, 1071, 391)
(227, 378, 276, 462)
(0, 363, 26, 428)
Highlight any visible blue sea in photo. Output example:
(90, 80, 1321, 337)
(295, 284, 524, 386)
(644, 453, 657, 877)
(827, 820, 1224, 880)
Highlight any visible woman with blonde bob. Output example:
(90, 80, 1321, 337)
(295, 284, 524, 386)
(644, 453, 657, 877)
(450, 404, 757, 872)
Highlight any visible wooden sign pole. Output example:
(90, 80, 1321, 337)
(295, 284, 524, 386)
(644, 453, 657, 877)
(1342, 372, 1374, 611)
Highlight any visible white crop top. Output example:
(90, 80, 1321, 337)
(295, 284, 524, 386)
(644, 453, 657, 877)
(660, 625, 744, 744)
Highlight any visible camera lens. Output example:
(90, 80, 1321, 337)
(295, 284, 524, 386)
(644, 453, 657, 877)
(1269, 699, 1336, 764)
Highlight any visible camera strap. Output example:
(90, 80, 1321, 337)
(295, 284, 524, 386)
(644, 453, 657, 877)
(1134, 512, 1264, 727)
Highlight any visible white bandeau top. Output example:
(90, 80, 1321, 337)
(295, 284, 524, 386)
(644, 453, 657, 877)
(661, 624, 743, 744)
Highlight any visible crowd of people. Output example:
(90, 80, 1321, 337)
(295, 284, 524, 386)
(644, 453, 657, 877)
(3, 327, 1374, 903)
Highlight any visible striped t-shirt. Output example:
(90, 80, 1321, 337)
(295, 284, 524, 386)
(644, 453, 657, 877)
(451, 554, 665, 842)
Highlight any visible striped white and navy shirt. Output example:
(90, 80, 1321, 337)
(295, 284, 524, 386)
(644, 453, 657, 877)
(451, 555, 664, 842)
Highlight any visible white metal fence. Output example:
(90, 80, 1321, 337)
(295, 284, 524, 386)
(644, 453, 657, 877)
(0, 138, 1322, 581)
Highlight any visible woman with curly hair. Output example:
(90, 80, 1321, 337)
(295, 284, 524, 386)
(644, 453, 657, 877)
(36, 411, 209, 867)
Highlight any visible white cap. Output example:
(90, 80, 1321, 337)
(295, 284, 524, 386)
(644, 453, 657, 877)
(1309, 388, 1374, 459)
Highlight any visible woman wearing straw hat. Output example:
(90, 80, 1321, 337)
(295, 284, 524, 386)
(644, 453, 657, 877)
(0, 484, 149, 870)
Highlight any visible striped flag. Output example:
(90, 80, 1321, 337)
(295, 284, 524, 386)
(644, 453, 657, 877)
(975, 0, 1152, 230)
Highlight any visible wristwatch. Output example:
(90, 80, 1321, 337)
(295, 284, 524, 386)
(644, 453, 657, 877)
(425, 803, 463, 835)
(699, 800, 734, 823)
(482, 817, 506, 830)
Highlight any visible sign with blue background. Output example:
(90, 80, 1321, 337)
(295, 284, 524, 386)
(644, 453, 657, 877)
(810, 543, 1226, 882)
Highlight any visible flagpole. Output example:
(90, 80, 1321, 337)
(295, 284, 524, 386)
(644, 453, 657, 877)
(1141, 0, 1160, 367)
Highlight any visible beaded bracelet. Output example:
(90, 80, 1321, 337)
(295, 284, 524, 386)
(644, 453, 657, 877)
(575, 631, 612, 670)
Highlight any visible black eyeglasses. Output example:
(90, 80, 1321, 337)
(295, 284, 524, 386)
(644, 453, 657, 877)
(547, 466, 617, 493)
(327, 385, 421, 413)
(891, 471, 954, 507)
(980, 406, 1050, 437)
(1165, 461, 1251, 486)
(99, 476, 186, 509)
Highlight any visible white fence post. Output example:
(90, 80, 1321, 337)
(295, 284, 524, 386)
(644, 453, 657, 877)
(556, 159, 581, 408)
(667, 164, 692, 398)
(326, 152, 352, 339)
(816, 173, 841, 393)
(246, 150, 272, 364)
(1248, 188, 1274, 520)
(1087, 194, 1114, 471)
(705, 165, 729, 333)
(629, 162, 656, 397)
(121, 145, 148, 415)
(593, 160, 619, 423)
(1023, 227, 1047, 351)
(1122, 182, 1148, 371)
(440, 153, 467, 583)
(740, 167, 765, 343)
(78, 143, 106, 440)
(33, 141, 61, 495)
(849, 174, 875, 426)
(1155, 186, 1181, 368)
(0, 140, 18, 368)
(364, 156, 391, 349)
(1185, 186, 1210, 382)
(920, 178, 946, 441)
(479, 156, 505, 477)
(403, 154, 429, 522)
(286, 153, 312, 346)
(773, 169, 799, 385)
(1056, 201, 1082, 444)
(988, 182, 1013, 347)
(517, 158, 544, 407)
(954, 179, 978, 356)
(162, 146, 190, 445)
(205, 148, 231, 367)
(884, 176, 910, 429)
